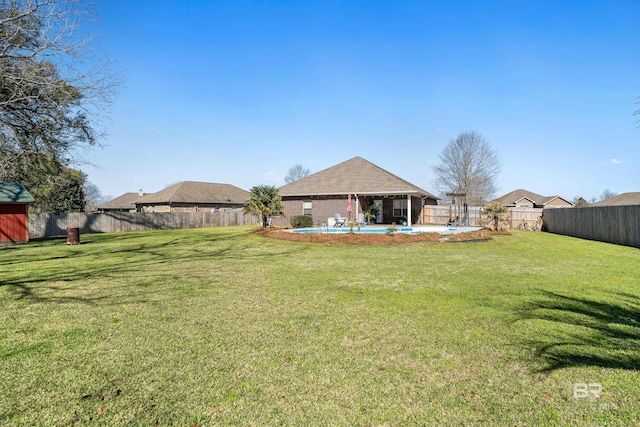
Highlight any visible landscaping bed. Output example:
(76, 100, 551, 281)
(255, 227, 503, 245)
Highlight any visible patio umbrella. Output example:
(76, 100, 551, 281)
(347, 194, 352, 221)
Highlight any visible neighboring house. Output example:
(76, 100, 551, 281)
(275, 157, 439, 227)
(591, 192, 640, 206)
(134, 181, 249, 212)
(491, 189, 573, 208)
(0, 182, 36, 244)
(97, 192, 146, 212)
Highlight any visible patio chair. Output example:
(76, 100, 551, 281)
(333, 213, 346, 227)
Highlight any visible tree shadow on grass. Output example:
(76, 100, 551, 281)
(516, 291, 640, 372)
(0, 229, 307, 306)
(0, 228, 258, 266)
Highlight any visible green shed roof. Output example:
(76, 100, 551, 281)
(0, 182, 36, 203)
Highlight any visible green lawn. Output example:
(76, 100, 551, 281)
(1, 227, 639, 426)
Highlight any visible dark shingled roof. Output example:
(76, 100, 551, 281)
(492, 189, 571, 207)
(97, 192, 143, 210)
(279, 157, 439, 199)
(0, 182, 35, 203)
(135, 181, 249, 205)
(591, 192, 640, 206)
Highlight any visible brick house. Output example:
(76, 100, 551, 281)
(96, 192, 145, 212)
(0, 182, 35, 244)
(491, 189, 573, 208)
(134, 181, 248, 212)
(274, 157, 439, 227)
(590, 192, 640, 206)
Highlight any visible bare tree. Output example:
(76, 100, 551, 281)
(599, 189, 618, 201)
(0, 0, 118, 181)
(432, 131, 501, 205)
(84, 180, 109, 211)
(284, 164, 310, 183)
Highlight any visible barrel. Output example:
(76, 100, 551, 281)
(67, 226, 80, 245)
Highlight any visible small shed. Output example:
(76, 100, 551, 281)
(0, 182, 36, 244)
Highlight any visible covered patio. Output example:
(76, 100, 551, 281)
(275, 157, 439, 227)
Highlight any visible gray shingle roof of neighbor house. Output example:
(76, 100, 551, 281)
(279, 157, 439, 200)
(492, 189, 572, 207)
(590, 192, 640, 206)
(0, 182, 36, 203)
(97, 192, 144, 210)
(135, 181, 249, 205)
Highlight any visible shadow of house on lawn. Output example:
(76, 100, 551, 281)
(517, 291, 640, 372)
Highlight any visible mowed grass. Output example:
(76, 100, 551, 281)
(1, 227, 639, 426)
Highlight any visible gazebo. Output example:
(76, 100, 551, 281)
(446, 192, 469, 226)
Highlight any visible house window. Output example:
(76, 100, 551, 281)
(393, 199, 407, 217)
(303, 200, 312, 215)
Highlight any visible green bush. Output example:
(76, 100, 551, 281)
(290, 215, 313, 228)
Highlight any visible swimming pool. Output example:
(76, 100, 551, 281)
(289, 225, 482, 235)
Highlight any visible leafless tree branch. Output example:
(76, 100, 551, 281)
(0, 0, 119, 181)
(432, 131, 501, 205)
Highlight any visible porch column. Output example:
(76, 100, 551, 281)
(407, 194, 412, 227)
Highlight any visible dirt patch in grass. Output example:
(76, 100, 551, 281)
(255, 227, 507, 245)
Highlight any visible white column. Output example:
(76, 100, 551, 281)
(407, 194, 412, 227)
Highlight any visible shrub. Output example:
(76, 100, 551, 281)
(290, 215, 313, 228)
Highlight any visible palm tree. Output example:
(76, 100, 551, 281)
(244, 185, 284, 228)
(484, 201, 507, 231)
(363, 204, 379, 224)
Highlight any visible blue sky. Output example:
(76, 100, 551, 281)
(85, 0, 640, 202)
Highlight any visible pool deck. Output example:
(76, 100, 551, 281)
(403, 225, 482, 234)
(288, 224, 483, 235)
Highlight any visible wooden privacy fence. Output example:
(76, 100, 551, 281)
(420, 205, 484, 226)
(542, 206, 640, 248)
(29, 211, 259, 239)
(510, 208, 544, 230)
(420, 205, 543, 229)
